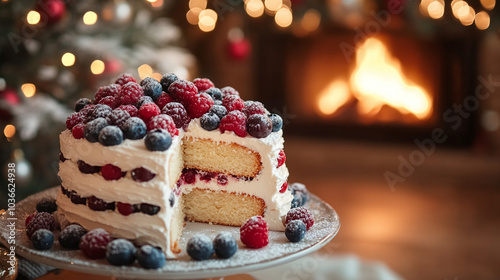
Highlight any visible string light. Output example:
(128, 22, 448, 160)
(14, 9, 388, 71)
(480, 0, 495, 10)
(83, 11, 98, 25)
(198, 9, 217, 32)
(274, 6, 293, 28)
(475, 11, 490, 30)
(138, 64, 153, 79)
(21, 83, 36, 98)
(189, 0, 207, 9)
(27, 10, 41, 25)
(428, 0, 445, 19)
(245, 0, 265, 18)
(459, 5, 475, 26)
(90, 60, 105, 75)
(186, 7, 202, 25)
(301, 9, 321, 32)
(4, 124, 15, 139)
(265, 0, 282, 12)
(61, 52, 75, 67)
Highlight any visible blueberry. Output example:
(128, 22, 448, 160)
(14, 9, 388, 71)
(140, 203, 160, 215)
(121, 117, 147, 140)
(285, 220, 306, 242)
(135, 96, 154, 108)
(31, 229, 54, 250)
(289, 183, 309, 205)
(75, 98, 92, 112)
(200, 112, 220, 131)
(98, 126, 123, 146)
(145, 129, 172, 151)
(84, 117, 108, 143)
(36, 198, 57, 214)
(59, 224, 87, 249)
(160, 73, 178, 92)
(106, 239, 137, 266)
(209, 105, 227, 119)
(246, 114, 272, 138)
(140, 77, 156, 86)
(142, 80, 162, 101)
(137, 245, 166, 269)
(290, 192, 305, 209)
(187, 234, 214, 260)
(213, 232, 237, 259)
(269, 114, 283, 132)
(205, 87, 223, 101)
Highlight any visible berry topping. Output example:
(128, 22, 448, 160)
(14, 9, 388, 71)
(26, 212, 55, 238)
(115, 73, 136, 86)
(193, 78, 215, 91)
(187, 92, 214, 118)
(279, 181, 288, 193)
(221, 86, 240, 97)
(205, 87, 223, 101)
(31, 229, 54, 250)
(75, 98, 92, 112)
(71, 123, 85, 139)
(106, 109, 130, 127)
(145, 129, 172, 151)
(117, 202, 139, 216)
(135, 95, 154, 108)
(66, 112, 85, 130)
(200, 112, 220, 131)
(59, 224, 87, 249)
(70, 191, 87, 205)
(213, 232, 238, 259)
(98, 125, 123, 146)
(131, 167, 156, 182)
(138, 103, 161, 122)
(140, 203, 160, 215)
(36, 198, 57, 214)
(200, 171, 216, 182)
(277, 150, 286, 168)
(79, 104, 96, 117)
(242, 101, 266, 117)
(121, 117, 147, 140)
(181, 169, 197, 184)
(285, 207, 314, 230)
(285, 220, 307, 242)
(219, 110, 247, 137)
(246, 114, 272, 138)
(106, 239, 137, 266)
(187, 234, 214, 260)
(160, 73, 178, 92)
(222, 95, 245, 112)
(137, 245, 166, 269)
(240, 216, 269, 249)
(162, 102, 190, 129)
(289, 182, 309, 206)
(88, 104, 112, 121)
(84, 117, 108, 143)
(25, 212, 36, 226)
(101, 164, 123, 181)
(117, 104, 138, 117)
(98, 95, 119, 109)
(77, 160, 101, 174)
(214, 100, 223, 106)
(95, 84, 121, 103)
(155, 92, 174, 109)
(118, 82, 143, 105)
(209, 104, 228, 119)
(217, 174, 228, 185)
(168, 80, 198, 102)
(80, 228, 113, 259)
(88, 196, 115, 211)
(269, 113, 283, 132)
(142, 79, 162, 101)
(147, 114, 178, 136)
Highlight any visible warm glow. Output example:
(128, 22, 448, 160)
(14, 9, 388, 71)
(480, 0, 495, 10)
(427, 0, 445, 19)
(189, 0, 207, 9)
(152, 73, 162, 81)
(4, 124, 15, 139)
(475, 11, 490, 30)
(350, 38, 432, 119)
(138, 64, 153, 79)
(301, 9, 321, 32)
(459, 6, 475, 26)
(265, 0, 282, 12)
(186, 7, 202, 25)
(27, 10, 40, 25)
(318, 80, 351, 115)
(90, 60, 105, 75)
(274, 7, 293, 28)
(83, 11, 98, 25)
(61, 52, 75, 67)
(245, 0, 265, 18)
(21, 83, 36, 98)
(419, 0, 433, 16)
(451, 0, 468, 18)
(198, 9, 217, 32)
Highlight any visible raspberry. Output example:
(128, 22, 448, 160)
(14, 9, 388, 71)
(240, 216, 269, 248)
(95, 84, 122, 103)
(168, 80, 198, 102)
(117, 104, 138, 117)
(101, 164, 123, 180)
(36, 198, 57, 213)
(25, 212, 36, 226)
(88, 104, 112, 122)
(26, 212, 55, 238)
(75, 98, 92, 112)
(242, 101, 266, 117)
(117, 202, 139, 216)
(106, 109, 130, 127)
(222, 95, 245, 112)
(88, 196, 115, 211)
(138, 103, 161, 123)
(155, 92, 174, 109)
(187, 92, 214, 118)
(80, 228, 112, 259)
(162, 102, 190, 128)
(193, 78, 215, 92)
(246, 114, 272, 138)
(59, 224, 87, 249)
(98, 95, 119, 109)
(160, 73, 179, 92)
(66, 112, 85, 130)
(220, 111, 247, 137)
(115, 73, 136, 86)
(277, 150, 286, 168)
(147, 114, 178, 136)
(279, 182, 288, 193)
(131, 167, 156, 182)
(72, 123, 85, 139)
(118, 82, 143, 105)
(285, 207, 314, 230)
(221, 86, 239, 97)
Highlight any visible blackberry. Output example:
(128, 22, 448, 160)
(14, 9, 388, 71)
(135, 95, 154, 109)
(213, 232, 238, 259)
(84, 118, 108, 143)
(269, 113, 283, 132)
(75, 98, 92, 112)
(121, 117, 147, 140)
(59, 224, 87, 249)
(145, 129, 172, 151)
(204, 87, 223, 101)
(106, 239, 137, 266)
(137, 245, 166, 269)
(246, 114, 272, 138)
(142, 79, 162, 101)
(187, 234, 214, 260)
(98, 126, 123, 146)
(160, 73, 178, 92)
(88, 104, 112, 122)
(200, 112, 220, 131)
(285, 220, 306, 242)
(140, 203, 160, 215)
(31, 229, 54, 250)
(36, 198, 57, 214)
(209, 104, 227, 119)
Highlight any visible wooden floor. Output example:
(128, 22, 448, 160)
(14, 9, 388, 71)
(39, 137, 500, 280)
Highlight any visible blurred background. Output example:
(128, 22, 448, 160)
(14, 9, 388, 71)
(1, 0, 500, 279)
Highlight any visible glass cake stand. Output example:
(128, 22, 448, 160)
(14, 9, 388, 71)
(0, 187, 340, 279)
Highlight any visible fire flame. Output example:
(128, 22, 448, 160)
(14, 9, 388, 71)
(318, 38, 433, 120)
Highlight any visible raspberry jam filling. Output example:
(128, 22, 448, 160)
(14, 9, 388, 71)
(60, 186, 161, 216)
(72, 160, 156, 182)
(180, 168, 253, 186)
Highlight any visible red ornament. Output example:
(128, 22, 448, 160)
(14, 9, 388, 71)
(0, 88, 20, 121)
(227, 39, 251, 61)
(36, 0, 66, 25)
